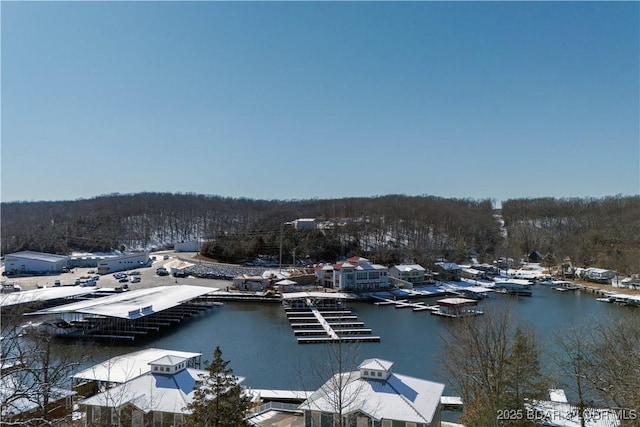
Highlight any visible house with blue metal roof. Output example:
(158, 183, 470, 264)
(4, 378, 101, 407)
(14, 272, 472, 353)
(300, 358, 446, 427)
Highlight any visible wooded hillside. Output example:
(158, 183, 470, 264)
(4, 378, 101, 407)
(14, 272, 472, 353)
(1, 193, 638, 274)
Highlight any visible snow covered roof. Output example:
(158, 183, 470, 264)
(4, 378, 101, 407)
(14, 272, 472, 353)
(301, 359, 445, 424)
(281, 291, 349, 300)
(1, 375, 75, 417)
(72, 348, 202, 384)
(359, 358, 394, 372)
(393, 264, 426, 272)
(5, 251, 69, 262)
(0, 286, 100, 308)
(26, 285, 216, 319)
(80, 368, 207, 414)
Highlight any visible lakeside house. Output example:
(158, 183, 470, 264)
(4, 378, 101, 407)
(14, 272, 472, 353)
(300, 358, 446, 427)
(79, 352, 243, 427)
(389, 264, 434, 288)
(433, 262, 462, 282)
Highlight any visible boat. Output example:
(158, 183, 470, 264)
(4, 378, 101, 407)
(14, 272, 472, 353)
(494, 287, 533, 297)
(21, 319, 79, 337)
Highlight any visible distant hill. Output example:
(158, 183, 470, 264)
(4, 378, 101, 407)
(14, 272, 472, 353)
(1, 193, 638, 274)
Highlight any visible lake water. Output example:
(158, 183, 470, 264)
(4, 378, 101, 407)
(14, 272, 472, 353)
(58, 284, 636, 397)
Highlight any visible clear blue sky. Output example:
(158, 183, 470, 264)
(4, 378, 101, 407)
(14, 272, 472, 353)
(2, 1, 638, 204)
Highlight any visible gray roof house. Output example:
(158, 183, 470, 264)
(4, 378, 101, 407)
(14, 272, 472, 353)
(79, 354, 244, 427)
(299, 358, 445, 427)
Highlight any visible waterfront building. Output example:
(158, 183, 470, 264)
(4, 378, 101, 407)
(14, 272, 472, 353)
(300, 358, 445, 427)
(322, 257, 389, 292)
(71, 348, 202, 397)
(389, 264, 432, 288)
(433, 262, 462, 282)
(3, 251, 70, 275)
(79, 354, 240, 427)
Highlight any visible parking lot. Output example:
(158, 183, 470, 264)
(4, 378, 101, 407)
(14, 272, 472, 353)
(2, 252, 229, 293)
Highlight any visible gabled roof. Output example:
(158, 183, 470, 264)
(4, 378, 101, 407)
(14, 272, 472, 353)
(5, 251, 69, 262)
(301, 360, 445, 423)
(151, 355, 188, 367)
(80, 368, 207, 414)
(392, 264, 426, 272)
(359, 358, 393, 372)
(434, 262, 461, 271)
(72, 348, 202, 384)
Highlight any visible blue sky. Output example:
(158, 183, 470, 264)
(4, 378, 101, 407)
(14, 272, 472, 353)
(2, 1, 638, 204)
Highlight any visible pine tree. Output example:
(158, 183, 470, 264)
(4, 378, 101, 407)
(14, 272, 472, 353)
(185, 347, 251, 427)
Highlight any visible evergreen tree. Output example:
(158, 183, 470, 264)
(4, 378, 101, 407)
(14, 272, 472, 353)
(185, 347, 251, 427)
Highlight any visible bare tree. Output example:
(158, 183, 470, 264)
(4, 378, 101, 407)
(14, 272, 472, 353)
(1, 317, 86, 427)
(297, 340, 373, 427)
(553, 316, 640, 427)
(437, 306, 549, 426)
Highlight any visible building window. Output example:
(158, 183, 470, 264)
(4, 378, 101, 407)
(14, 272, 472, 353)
(382, 421, 392, 427)
(174, 414, 185, 426)
(111, 408, 119, 425)
(153, 412, 162, 427)
(377, 371, 382, 377)
(92, 406, 101, 422)
(132, 410, 143, 427)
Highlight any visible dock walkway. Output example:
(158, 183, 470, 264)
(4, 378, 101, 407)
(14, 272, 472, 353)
(283, 294, 380, 344)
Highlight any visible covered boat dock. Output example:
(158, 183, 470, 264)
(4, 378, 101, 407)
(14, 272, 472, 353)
(24, 285, 220, 342)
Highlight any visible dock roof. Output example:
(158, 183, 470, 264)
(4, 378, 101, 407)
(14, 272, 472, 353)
(281, 291, 349, 300)
(0, 286, 100, 308)
(26, 285, 216, 319)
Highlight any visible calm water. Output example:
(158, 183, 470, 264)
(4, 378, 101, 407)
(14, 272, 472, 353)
(59, 285, 636, 395)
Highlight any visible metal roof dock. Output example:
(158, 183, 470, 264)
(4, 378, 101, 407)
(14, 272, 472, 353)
(24, 285, 219, 342)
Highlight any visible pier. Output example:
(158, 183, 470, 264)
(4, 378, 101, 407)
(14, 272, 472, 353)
(281, 292, 380, 344)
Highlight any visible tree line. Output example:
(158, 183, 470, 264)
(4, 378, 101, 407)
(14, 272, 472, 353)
(2, 193, 638, 273)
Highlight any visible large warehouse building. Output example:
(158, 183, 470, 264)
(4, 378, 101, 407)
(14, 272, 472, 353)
(3, 251, 70, 275)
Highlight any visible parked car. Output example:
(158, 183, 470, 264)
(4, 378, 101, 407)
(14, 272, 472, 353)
(128, 271, 141, 276)
(118, 278, 129, 283)
(130, 277, 141, 283)
(156, 267, 169, 276)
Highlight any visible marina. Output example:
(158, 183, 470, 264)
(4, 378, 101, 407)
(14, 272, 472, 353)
(282, 292, 381, 343)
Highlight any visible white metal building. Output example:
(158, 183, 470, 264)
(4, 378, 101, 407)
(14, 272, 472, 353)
(3, 251, 70, 275)
(96, 252, 150, 274)
(174, 240, 202, 252)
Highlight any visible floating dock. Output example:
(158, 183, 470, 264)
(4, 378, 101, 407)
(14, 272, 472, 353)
(282, 292, 380, 344)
